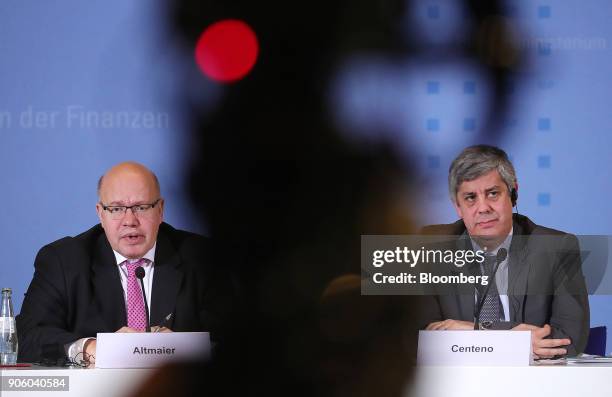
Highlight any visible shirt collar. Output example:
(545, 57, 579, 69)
(113, 243, 156, 266)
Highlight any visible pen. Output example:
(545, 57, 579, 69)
(153, 312, 173, 332)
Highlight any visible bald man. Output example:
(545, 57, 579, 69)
(17, 162, 232, 365)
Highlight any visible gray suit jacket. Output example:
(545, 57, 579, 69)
(420, 214, 590, 355)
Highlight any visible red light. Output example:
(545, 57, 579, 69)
(194, 19, 259, 83)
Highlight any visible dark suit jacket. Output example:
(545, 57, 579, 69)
(420, 214, 590, 355)
(16, 222, 232, 362)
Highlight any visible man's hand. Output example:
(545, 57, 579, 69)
(426, 319, 474, 330)
(512, 323, 571, 359)
(83, 339, 96, 368)
(150, 326, 172, 333)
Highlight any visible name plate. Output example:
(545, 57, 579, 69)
(417, 330, 531, 366)
(95, 332, 210, 368)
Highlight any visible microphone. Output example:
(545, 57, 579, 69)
(473, 248, 507, 330)
(135, 266, 151, 333)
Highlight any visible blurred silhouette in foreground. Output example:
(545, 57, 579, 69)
(134, 0, 522, 396)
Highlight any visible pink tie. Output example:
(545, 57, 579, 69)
(125, 259, 147, 331)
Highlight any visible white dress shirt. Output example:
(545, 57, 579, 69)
(113, 245, 156, 314)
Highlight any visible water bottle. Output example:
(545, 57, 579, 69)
(1, 288, 18, 365)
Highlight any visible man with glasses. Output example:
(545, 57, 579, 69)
(17, 162, 231, 365)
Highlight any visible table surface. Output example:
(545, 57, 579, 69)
(411, 363, 612, 397)
(3, 363, 612, 397)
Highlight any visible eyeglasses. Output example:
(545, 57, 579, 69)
(100, 199, 162, 220)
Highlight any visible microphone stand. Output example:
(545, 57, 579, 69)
(135, 267, 151, 333)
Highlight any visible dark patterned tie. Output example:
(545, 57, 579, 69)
(479, 254, 503, 323)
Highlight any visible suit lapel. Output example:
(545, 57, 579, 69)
(150, 229, 183, 328)
(507, 220, 530, 322)
(91, 234, 126, 330)
(455, 232, 476, 320)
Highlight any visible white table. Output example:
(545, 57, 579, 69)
(5, 363, 612, 397)
(0, 366, 153, 397)
(411, 364, 612, 397)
